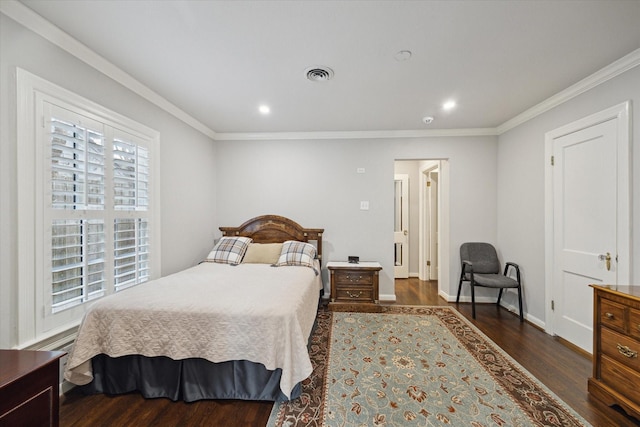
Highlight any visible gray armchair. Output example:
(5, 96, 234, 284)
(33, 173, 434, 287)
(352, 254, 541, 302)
(456, 242, 523, 322)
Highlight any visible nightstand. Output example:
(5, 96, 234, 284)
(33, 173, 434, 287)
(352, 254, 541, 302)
(0, 350, 66, 427)
(327, 261, 382, 311)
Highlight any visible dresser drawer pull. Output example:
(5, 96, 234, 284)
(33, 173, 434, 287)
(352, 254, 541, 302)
(346, 275, 363, 282)
(605, 312, 614, 319)
(617, 343, 638, 359)
(346, 291, 363, 298)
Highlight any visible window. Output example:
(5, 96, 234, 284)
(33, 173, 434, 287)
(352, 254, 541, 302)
(17, 69, 160, 346)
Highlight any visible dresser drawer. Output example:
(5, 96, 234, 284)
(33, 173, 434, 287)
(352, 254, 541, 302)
(601, 327, 640, 371)
(335, 287, 374, 302)
(600, 299, 627, 331)
(601, 354, 640, 405)
(629, 308, 640, 341)
(335, 271, 373, 285)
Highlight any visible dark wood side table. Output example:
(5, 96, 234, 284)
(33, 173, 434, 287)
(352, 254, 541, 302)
(0, 349, 66, 427)
(327, 261, 382, 312)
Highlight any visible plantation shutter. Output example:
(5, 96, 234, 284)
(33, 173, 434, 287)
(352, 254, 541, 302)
(45, 102, 152, 313)
(112, 130, 150, 292)
(48, 106, 107, 312)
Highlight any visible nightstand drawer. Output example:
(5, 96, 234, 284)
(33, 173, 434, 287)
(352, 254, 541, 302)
(600, 299, 626, 331)
(601, 327, 640, 371)
(335, 287, 374, 302)
(335, 271, 373, 285)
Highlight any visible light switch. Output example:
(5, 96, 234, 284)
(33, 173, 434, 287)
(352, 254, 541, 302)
(360, 201, 369, 210)
(357, 167, 365, 174)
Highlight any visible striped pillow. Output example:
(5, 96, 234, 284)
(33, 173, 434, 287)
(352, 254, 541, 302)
(206, 236, 252, 265)
(274, 240, 318, 273)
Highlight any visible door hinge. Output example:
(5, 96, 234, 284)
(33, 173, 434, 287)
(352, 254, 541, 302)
(550, 155, 555, 166)
(426, 260, 431, 266)
(551, 300, 555, 310)
(426, 181, 431, 187)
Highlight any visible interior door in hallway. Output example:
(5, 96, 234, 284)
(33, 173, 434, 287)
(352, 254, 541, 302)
(550, 104, 630, 354)
(394, 174, 409, 278)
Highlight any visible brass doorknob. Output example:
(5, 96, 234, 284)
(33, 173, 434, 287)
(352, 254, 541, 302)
(598, 252, 611, 271)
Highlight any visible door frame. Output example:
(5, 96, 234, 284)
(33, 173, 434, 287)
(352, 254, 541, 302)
(544, 101, 631, 336)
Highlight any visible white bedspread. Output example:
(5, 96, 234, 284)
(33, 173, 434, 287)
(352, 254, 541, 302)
(64, 262, 322, 399)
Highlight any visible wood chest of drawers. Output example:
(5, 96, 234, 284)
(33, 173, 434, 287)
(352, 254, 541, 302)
(0, 349, 66, 427)
(588, 285, 640, 420)
(327, 261, 382, 311)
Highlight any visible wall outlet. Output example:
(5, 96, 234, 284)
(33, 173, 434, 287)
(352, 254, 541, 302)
(360, 201, 369, 210)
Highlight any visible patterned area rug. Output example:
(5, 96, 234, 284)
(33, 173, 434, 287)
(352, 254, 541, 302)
(267, 306, 591, 427)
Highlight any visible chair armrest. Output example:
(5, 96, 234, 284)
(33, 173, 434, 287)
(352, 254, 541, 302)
(462, 260, 474, 272)
(504, 262, 521, 283)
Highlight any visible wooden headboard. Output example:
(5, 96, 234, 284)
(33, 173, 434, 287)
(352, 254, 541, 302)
(219, 215, 324, 262)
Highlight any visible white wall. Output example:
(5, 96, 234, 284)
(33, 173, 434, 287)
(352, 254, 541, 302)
(216, 136, 499, 300)
(497, 66, 640, 326)
(0, 14, 217, 348)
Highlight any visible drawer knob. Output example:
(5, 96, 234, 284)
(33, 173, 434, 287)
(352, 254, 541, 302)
(617, 343, 638, 359)
(347, 291, 363, 298)
(605, 312, 614, 319)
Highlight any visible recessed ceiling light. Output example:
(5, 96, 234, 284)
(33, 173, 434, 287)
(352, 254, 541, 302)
(259, 105, 270, 114)
(395, 50, 412, 61)
(442, 100, 456, 111)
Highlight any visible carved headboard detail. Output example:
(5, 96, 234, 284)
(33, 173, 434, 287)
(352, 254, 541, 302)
(219, 215, 324, 262)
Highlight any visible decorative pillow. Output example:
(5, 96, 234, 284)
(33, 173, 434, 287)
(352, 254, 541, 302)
(205, 236, 252, 265)
(242, 243, 283, 264)
(274, 241, 317, 271)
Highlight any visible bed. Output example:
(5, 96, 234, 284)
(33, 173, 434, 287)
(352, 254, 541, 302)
(64, 215, 324, 402)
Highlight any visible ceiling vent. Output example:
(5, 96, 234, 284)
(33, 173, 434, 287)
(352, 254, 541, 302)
(305, 66, 334, 82)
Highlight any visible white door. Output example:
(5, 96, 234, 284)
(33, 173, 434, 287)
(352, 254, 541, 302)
(394, 174, 409, 278)
(549, 102, 630, 354)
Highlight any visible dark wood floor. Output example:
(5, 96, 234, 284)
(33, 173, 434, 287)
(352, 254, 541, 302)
(60, 279, 640, 426)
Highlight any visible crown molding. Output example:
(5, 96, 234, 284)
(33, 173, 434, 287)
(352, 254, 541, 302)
(1, 0, 217, 140)
(496, 48, 640, 135)
(213, 127, 498, 141)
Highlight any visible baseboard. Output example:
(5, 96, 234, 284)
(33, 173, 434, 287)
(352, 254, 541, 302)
(379, 293, 397, 302)
(439, 290, 544, 329)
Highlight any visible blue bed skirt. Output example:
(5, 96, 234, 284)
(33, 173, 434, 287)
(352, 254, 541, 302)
(79, 354, 301, 402)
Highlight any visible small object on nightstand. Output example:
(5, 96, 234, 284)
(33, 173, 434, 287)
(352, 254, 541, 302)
(327, 261, 382, 312)
(348, 256, 359, 264)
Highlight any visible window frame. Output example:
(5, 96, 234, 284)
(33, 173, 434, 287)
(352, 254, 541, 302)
(17, 68, 161, 348)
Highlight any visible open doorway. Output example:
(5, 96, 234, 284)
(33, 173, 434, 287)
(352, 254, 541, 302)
(394, 159, 448, 303)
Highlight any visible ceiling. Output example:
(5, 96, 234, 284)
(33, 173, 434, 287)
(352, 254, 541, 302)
(17, 0, 640, 135)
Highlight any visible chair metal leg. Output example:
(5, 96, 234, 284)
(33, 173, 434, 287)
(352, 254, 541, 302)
(470, 283, 476, 319)
(456, 274, 464, 303)
(517, 286, 524, 322)
(497, 288, 503, 305)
